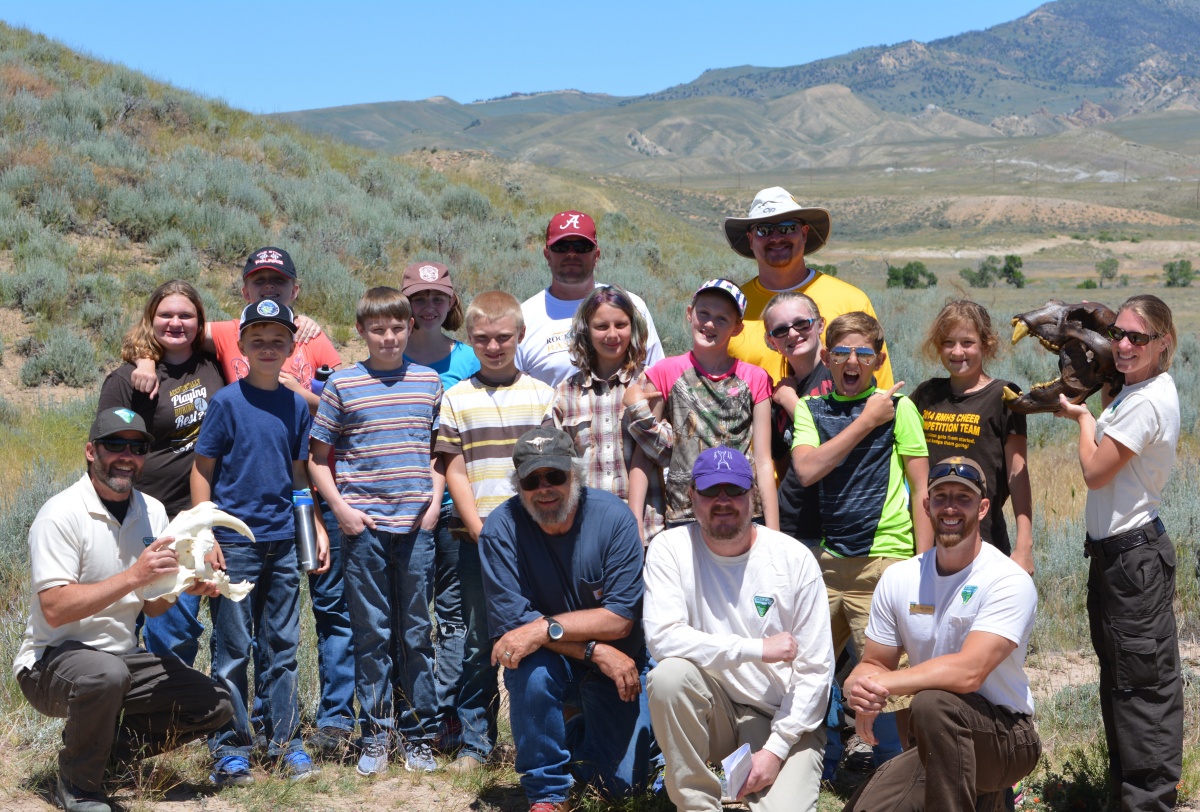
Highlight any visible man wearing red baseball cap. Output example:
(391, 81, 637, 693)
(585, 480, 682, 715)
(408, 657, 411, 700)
(516, 211, 664, 387)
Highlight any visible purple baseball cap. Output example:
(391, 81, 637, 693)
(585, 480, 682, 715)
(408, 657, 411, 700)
(691, 446, 754, 492)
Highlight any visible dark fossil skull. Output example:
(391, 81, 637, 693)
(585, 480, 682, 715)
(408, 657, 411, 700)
(1002, 300, 1124, 415)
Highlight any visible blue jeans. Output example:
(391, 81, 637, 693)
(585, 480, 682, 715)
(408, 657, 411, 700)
(208, 541, 303, 759)
(505, 648, 653, 804)
(308, 502, 357, 732)
(343, 524, 437, 747)
(457, 539, 498, 760)
(434, 505, 465, 726)
(142, 591, 203, 665)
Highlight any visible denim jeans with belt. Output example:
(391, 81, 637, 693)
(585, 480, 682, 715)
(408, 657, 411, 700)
(504, 647, 653, 804)
(208, 540, 304, 759)
(343, 523, 438, 747)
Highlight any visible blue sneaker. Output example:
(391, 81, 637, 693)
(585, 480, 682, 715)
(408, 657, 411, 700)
(357, 741, 389, 777)
(281, 750, 317, 782)
(210, 754, 254, 787)
(404, 742, 437, 773)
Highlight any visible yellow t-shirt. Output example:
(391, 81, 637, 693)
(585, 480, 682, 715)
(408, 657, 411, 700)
(729, 273, 895, 388)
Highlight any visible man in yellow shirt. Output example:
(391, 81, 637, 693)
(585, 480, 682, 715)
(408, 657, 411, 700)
(724, 187, 894, 388)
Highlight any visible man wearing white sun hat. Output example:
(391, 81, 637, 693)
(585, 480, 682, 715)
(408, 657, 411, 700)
(723, 187, 893, 389)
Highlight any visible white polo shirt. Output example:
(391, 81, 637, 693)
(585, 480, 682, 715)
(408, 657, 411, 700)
(13, 475, 167, 676)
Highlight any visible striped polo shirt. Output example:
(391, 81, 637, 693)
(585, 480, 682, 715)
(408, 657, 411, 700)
(311, 360, 443, 532)
(435, 372, 555, 520)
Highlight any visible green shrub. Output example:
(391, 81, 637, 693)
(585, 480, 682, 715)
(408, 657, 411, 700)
(157, 248, 202, 282)
(438, 184, 492, 221)
(147, 228, 192, 258)
(2, 258, 69, 317)
(0, 163, 40, 206)
(887, 261, 938, 289)
(18, 328, 99, 388)
(1164, 259, 1194, 288)
(33, 186, 78, 231)
(1076, 279, 1099, 289)
(74, 272, 121, 305)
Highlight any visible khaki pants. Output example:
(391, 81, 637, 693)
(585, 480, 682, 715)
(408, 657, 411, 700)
(820, 552, 910, 712)
(647, 657, 824, 812)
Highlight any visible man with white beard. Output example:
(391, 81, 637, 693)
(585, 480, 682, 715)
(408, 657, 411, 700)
(480, 428, 653, 812)
(841, 456, 1041, 812)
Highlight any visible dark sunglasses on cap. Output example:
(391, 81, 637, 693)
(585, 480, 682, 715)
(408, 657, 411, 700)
(549, 240, 596, 254)
(519, 469, 570, 491)
(767, 317, 817, 340)
(96, 438, 150, 456)
(695, 483, 750, 498)
(750, 220, 802, 238)
(1106, 325, 1161, 346)
(929, 461, 985, 486)
(827, 346, 878, 365)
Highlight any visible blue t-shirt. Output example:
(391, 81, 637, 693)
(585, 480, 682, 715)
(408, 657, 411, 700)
(479, 488, 646, 659)
(407, 341, 481, 508)
(195, 379, 312, 543)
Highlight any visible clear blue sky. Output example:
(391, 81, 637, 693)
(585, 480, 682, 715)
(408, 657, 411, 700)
(3, 1, 1047, 113)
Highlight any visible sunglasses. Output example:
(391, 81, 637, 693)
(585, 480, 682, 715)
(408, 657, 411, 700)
(1106, 325, 1161, 346)
(750, 220, 802, 238)
(929, 462, 984, 486)
(767, 317, 817, 340)
(96, 439, 150, 456)
(519, 469, 570, 491)
(827, 346, 878, 365)
(695, 483, 750, 498)
(549, 240, 596, 254)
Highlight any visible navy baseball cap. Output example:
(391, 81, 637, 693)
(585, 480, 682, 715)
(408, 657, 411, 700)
(691, 446, 754, 492)
(238, 300, 297, 335)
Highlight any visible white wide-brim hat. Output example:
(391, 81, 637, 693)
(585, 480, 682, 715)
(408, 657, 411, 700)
(723, 186, 831, 258)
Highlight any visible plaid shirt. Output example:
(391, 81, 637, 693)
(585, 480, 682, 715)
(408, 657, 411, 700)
(554, 367, 667, 540)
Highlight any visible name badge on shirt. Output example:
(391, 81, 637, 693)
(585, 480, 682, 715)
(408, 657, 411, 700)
(909, 602, 935, 615)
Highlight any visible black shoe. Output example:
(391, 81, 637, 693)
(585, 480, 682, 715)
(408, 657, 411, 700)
(55, 776, 111, 812)
(308, 726, 354, 760)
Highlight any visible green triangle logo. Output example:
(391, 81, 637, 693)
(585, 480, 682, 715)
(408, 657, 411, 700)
(753, 596, 774, 617)
(961, 585, 978, 604)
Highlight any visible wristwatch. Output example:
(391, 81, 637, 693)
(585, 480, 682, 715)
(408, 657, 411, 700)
(584, 641, 598, 663)
(544, 616, 565, 641)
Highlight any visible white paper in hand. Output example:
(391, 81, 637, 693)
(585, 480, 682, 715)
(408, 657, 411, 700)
(721, 742, 753, 800)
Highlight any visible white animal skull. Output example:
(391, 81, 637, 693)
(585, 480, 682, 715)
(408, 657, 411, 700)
(143, 501, 256, 603)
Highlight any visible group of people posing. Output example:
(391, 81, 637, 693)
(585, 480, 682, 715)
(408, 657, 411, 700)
(14, 186, 1183, 812)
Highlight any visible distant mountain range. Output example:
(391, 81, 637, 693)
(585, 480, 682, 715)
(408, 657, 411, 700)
(277, 0, 1200, 178)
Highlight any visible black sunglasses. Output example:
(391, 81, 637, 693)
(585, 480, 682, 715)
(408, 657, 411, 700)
(768, 318, 817, 340)
(929, 462, 984, 485)
(695, 483, 750, 498)
(751, 220, 802, 238)
(519, 469, 570, 491)
(1106, 325, 1161, 346)
(827, 346, 878, 365)
(96, 439, 150, 456)
(549, 240, 596, 254)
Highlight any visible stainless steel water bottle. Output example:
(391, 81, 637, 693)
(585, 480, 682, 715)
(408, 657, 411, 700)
(294, 489, 320, 572)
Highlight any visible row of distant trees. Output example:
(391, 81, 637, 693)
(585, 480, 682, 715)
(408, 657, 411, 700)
(883, 255, 1195, 290)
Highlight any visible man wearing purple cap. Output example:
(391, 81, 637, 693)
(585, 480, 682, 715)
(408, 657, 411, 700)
(842, 457, 1040, 812)
(516, 211, 664, 387)
(644, 446, 833, 812)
